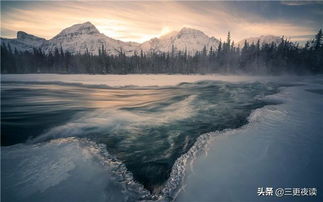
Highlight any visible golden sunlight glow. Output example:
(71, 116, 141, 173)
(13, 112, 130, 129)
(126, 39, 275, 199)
(1, 1, 319, 42)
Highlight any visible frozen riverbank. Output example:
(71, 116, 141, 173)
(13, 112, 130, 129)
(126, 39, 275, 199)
(175, 76, 323, 202)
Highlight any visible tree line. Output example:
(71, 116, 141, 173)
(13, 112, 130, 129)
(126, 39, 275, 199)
(1, 29, 322, 75)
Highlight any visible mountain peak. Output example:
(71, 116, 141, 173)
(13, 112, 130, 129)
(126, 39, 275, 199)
(17, 31, 45, 41)
(178, 27, 205, 35)
(53, 21, 100, 39)
(175, 27, 209, 41)
(82, 21, 93, 25)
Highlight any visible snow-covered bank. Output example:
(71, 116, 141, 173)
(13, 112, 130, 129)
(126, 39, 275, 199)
(1, 138, 149, 202)
(175, 77, 323, 202)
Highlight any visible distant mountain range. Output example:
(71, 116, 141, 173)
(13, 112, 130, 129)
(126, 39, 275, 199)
(236, 35, 282, 47)
(1, 21, 282, 56)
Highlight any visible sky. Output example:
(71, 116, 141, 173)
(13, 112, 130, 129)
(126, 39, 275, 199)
(1, 1, 323, 43)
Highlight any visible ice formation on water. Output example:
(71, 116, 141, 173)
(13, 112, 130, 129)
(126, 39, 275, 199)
(2, 74, 322, 202)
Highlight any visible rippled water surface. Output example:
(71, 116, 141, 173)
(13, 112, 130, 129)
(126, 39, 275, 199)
(1, 76, 282, 193)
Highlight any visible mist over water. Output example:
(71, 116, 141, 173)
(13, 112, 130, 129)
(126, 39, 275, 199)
(1, 76, 282, 194)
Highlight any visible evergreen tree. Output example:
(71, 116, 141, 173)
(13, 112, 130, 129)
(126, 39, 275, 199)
(1, 29, 322, 75)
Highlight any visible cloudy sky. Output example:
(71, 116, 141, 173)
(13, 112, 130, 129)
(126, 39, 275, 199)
(1, 1, 322, 43)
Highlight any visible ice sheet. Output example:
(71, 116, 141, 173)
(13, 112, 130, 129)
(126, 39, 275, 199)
(175, 77, 323, 202)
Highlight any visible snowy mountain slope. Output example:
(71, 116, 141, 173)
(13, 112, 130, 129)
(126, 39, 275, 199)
(1, 31, 46, 52)
(41, 22, 139, 56)
(1, 23, 220, 55)
(140, 27, 220, 55)
(237, 35, 282, 47)
(1, 22, 282, 56)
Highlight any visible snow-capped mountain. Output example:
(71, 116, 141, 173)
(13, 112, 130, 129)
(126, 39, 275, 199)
(42, 22, 139, 56)
(1, 31, 46, 52)
(140, 27, 220, 55)
(237, 35, 282, 47)
(2, 22, 282, 56)
(1, 22, 220, 55)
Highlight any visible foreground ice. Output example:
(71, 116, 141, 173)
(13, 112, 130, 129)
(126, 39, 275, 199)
(175, 76, 323, 202)
(2, 138, 133, 202)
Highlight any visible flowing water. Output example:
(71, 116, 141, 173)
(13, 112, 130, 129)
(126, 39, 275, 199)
(1, 74, 294, 201)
